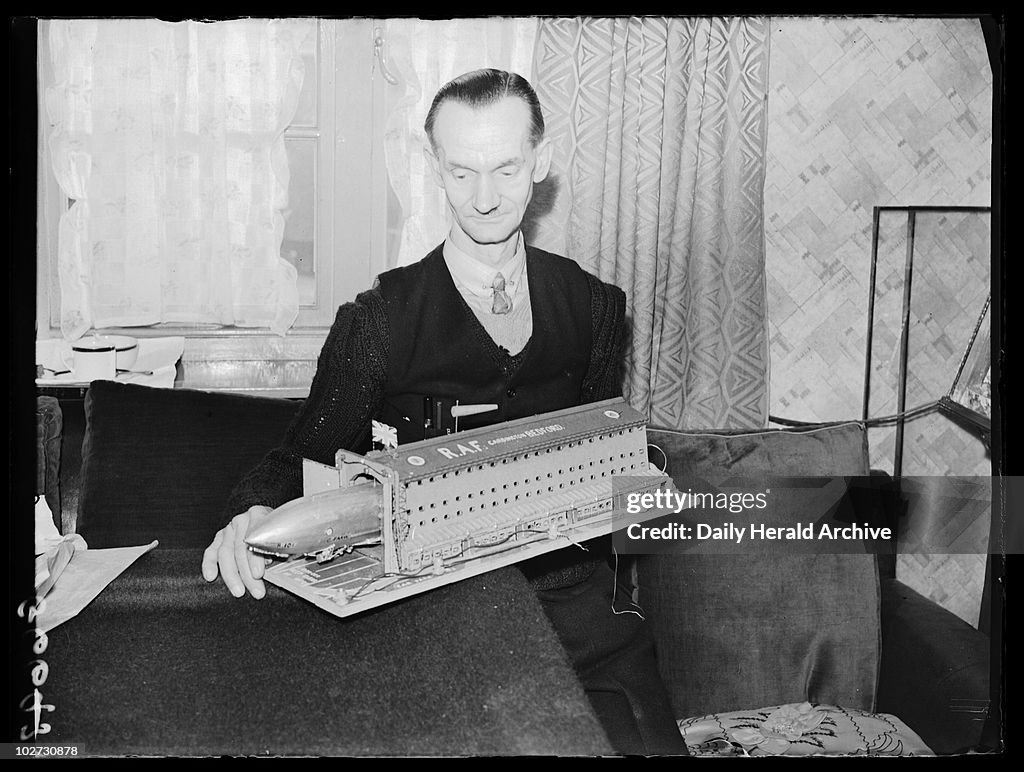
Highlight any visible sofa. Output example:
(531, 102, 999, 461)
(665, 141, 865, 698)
(37, 380, 996, 756)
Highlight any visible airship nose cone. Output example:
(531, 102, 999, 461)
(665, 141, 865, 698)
(244, 514, 290, 553)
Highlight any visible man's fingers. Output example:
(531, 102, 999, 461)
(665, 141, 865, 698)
(217, 525, 246, 598)
(242, 511, 268, 581)
(249, 549, 267, 581)
(233, 517, 265, 599)
(203, 508, 273, 598)
(201, 529, 223, 582)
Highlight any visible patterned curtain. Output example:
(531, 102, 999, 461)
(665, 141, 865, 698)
(46, 19, 305, 339)
(382, 18, 538, 268)
(532, 17, 770, 429)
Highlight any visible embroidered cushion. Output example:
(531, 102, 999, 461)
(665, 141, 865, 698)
(678, 702, 933, 756)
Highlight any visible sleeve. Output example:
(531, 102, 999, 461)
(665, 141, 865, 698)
(580, 271, 628, 404)
(223, 288, 390, 517)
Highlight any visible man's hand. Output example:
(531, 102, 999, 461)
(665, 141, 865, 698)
(201, 506, 274, 599)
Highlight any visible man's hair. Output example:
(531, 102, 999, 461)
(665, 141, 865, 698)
(424, 68, 545, 148)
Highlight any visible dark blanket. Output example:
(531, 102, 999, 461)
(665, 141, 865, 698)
(43, 550, 613, 757)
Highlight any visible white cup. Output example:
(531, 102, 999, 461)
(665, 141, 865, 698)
(62, 336, 118, 382)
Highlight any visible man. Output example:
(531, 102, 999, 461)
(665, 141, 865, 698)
(202, 69, 686, 756)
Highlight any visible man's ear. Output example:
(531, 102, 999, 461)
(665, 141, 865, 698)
(424, 142, 444, 187)
(532, 138, 553, 183)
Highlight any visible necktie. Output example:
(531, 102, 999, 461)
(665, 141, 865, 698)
(491, 272, 512, 314)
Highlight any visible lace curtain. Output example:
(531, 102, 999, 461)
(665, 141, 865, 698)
(46, 18, 304, 339)
(381, 18, 538, 268)
(533, 17, 771, 429)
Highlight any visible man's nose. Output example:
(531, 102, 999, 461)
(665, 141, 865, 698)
(472, 174, 499, 213)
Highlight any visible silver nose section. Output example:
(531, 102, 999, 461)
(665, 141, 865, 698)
(244, 484, 383, 557)
(244, 514, 296, 555)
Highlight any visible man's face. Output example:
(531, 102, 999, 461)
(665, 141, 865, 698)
(427, 96, 552, 256)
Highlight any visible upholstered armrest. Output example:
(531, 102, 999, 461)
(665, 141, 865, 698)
(36, 395, 63, 530)
(877, 578, 991, 754)
(45, 549, 613, 755)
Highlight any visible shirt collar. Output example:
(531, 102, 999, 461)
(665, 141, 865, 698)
(443, 232, 527, 301)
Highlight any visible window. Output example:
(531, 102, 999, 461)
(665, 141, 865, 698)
(280, 19, 400, 324)
(37, 19, 398, 337)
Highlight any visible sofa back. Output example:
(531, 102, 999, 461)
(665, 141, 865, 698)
(636, 422, 881, 719)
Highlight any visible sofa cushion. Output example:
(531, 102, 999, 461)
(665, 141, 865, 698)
(635, 422, 881, 719)
(77, 381, 302, 549)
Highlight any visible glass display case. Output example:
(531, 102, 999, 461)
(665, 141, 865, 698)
(862, 205, 992, 474)
(941, 295, 991, 441)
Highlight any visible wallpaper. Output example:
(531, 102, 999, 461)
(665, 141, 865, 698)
(763, 16, 994, 626)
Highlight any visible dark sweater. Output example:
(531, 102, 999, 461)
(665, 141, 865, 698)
(379, 244, 594, 440)
(225, 244, 628, 587)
